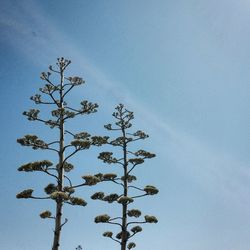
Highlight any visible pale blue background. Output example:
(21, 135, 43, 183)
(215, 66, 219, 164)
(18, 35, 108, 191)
(0, 0, 249, 249)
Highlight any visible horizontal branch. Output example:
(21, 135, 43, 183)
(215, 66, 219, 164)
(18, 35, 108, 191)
(126, 137, 144, 143)
(65, 201, 75, 206)
(38, 101, 55, 105)
(63, 111, 83, 121)
(32, 117, 60, 129)
(128, 186, 144, 192)
(131, 194, 148, 199)
(64, 106, 79, 112)
(71, 183, 88, 189)
(106, 221, 122, 227)
(48, 216, 56, 220)
(109, 217, 122, 222)
(102, 179, 124, 187)
(30, 196, 51, 200)
(47, 141, 60, 146)
(127, 221, 147, 226)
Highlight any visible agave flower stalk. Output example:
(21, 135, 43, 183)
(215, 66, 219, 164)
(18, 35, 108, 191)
(17, 58, 108, 250)
(93, 104, 159, 250)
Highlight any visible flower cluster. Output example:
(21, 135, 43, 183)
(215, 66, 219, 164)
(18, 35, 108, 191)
(16, 189, 33, 199)
(74, 132, 91, 140)
(51, 108, 75, 119)
(39, 84, 57, 94)
(95, 214, 110, 223)
(45, 119, 59, 128)
(134, 150, 156, 158)
(80, 100, 98, 114)
(110, 136, 125, 146)
(98, 152, 118, 164)
(91, 192, 105, 200)
(23, 109, 40, 121)
(104, 123, 112, 130)
(121, 175, 137, 183)
(117, 196, 134, 205)
(131, 226, 142, 234)
(144, 215, 158, 223)
(44, 183, 58, 195)
(63, 186, 75, 194)
(63, 162, 74, 172)
(103, 231, 113, 238)
(40, 210, 52, 219)
(18, 160, 53, 172)
(68, 76, 84, 86)
(116, 231, 130, 240)
(127, 209, 141, 218)
(103, 193, 119, 203)
(30, 94, 42, 104)
(71, 140, 91, 150)
(91, 136, 109, 146)
(50, 191, 69, 201)
(82, 175, 100, 186)
(144, 185, 159, 195)
(133, 130, 149, 139)
(127, 242, 136, 249)
(40, 71, 51, 80)
(128, 158, 144, 165)
(69, 197, 87, 206)
(17, 135, 48, 150)
(56, 57, 71, 70)
(103, 173, 117, 180)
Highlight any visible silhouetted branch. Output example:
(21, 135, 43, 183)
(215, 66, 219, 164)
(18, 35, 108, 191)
(131, 194, 148, 199)
(128, 186, 144, 192)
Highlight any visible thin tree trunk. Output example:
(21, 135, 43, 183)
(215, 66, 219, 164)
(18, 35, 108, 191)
(52, 68, 65, 250)
(52, 202, 63, 250)
(121, 126, 128, 250)
(121, 203, 127, 250)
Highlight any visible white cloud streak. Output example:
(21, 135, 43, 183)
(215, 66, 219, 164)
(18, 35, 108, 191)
(2, 0, 250, 212)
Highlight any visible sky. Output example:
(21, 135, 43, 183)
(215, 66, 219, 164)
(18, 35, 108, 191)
(0, 0, 250, 249)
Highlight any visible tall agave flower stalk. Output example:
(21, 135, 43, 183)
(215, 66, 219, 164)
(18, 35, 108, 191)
(93, 104, 159, 250)
(16, 58, 108, 250)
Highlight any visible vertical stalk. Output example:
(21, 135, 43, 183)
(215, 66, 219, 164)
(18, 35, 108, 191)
(52, 66, 65, 250)
(121, 125, 128, 250)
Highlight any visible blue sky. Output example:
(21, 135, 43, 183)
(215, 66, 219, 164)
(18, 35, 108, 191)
(0, 0, 250, 249)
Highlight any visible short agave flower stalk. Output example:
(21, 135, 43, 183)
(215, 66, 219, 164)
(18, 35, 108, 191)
(93, 104, 159, 250)
(16, 58, 108, 250)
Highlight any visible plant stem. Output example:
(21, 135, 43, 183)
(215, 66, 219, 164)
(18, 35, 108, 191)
(52, 65, 65, 250)
(121, 124, 128, 250)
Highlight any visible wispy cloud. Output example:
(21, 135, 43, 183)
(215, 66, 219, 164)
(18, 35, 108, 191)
(166, 128, 250, 210)
(2, 0, 249, 213)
